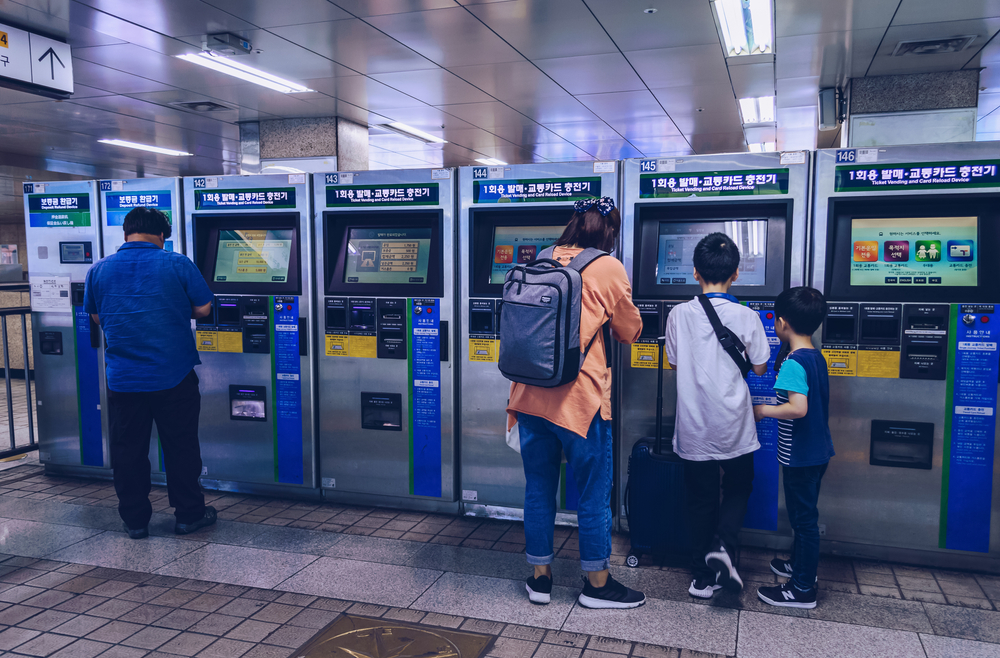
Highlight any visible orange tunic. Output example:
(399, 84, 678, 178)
(507, 246, 643, 438)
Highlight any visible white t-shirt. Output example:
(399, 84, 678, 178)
(664, 296, 771, 461)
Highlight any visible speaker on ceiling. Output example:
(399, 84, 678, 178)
(818, 88, 840, 131)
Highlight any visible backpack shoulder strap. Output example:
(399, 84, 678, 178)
(563, 247, 608, 273)
(696, 294, 752, 378)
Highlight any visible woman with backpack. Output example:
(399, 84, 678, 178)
(505, 197, 645, 609)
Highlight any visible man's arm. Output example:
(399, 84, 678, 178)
(90, 314, 99, 324)
(192, 301, 212, 319)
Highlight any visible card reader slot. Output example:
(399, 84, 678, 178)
(860, 317, 900, 342)
(824, 317, 856, 343)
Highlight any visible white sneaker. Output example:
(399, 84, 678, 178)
(705, 544, 743, 593)
(689, 574, 723, 599)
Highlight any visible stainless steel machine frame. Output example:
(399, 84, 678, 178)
(24, 180, 107, 476)
(458, 161, 620, 521)
(98, 178, 184, 486)
(314, 169, 458, 511)
(811, 143, 1000, 571)
(618, 153, 811, 541)
(183, 174, 318, 497)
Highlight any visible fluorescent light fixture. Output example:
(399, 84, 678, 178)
(176, 52, 313, 93)
(475, 158, 507, 166)
(738, 96, 775, 124)
(713, 0, 772, 56)
(98, 139, 192, 157)
(381, 122, 447, 144)
(748, 141, 776, 152)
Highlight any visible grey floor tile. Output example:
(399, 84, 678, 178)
(278, 557, 441, 607)
(0, 519, 101, 558)
(738, 586, 933, 633)
(323, 535, 426, 565)
(0, 497, 121, 532)
(924, 601, 1000, 643)
(563, 597, 737, 655)
(154, 545, 318, 589)
(243, 526, 344, 555)
(405, 543, 583, 587)
(148, 515, 266, 546)
(411, 572, 574, 631)
(738, 611, 925, 657)
(920, 633, 1000, 657)
(46, 532, 204, 572)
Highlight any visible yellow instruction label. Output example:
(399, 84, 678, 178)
(195, 330, 217, 352)
(348, 334, 377, 359)
(217, 330, 243, 353)
(857, 349, 900, 378)
(631, 343, 670, 369)
(822, 349, 857, 377)
(325, 334, 348, 357)
(468, 338, 498, 362)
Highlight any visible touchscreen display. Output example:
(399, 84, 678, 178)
(490, 225, 565, 284)
(213, 229, 293, 283)
(850, 217, 977, 287)
(656, 220, 767, 286)
(343, 227, 431, 284)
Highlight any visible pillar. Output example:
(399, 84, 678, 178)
(238, 117, 369, 174)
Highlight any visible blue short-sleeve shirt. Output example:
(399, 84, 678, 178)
(84, 242, 214, 392)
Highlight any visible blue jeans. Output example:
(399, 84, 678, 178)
(783, 462, 828, 591)
(519, 412, 612, 572)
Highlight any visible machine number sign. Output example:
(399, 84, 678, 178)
(0, 22, 73, 96)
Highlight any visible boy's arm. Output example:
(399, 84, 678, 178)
(752, 362, 767, 376)
(755, 392, 807, 421)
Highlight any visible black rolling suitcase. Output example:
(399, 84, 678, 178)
(624, 336, 691, 567)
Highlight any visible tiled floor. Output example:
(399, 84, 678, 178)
(0, 462, 998, 657)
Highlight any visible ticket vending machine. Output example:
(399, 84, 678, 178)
(184, 174, 317, 496)
(99, 178, 183, 485)
(314, 169, 457, 510)
(811, 144, 1000, 571)
(458, 161, 620, 520)
(24, 180, 107, 475)
(618, 153, 810, 543)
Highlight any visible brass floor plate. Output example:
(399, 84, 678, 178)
(293, 615, 496, 658)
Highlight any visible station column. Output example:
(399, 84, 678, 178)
(239, 117, 370, 174)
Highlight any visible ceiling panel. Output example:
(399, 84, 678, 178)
(489, 124, 570, 146)
(586, 0, 722, 50)
(543, 120, 622, 142)
(613, 117, 686, 141)
(503, 93, 600, 125)
(200, 0, 353, 27)
(775, 0, 899, 37)
(776, 29, 884, 83)
(463, 0, 618, 60)
(690, 132, 749, 153)
(572, 139, 643, 160)
(534, 53, 647, 95)
(333, 0, 459, 18)
(366, 7, 524, 68)
(867, 19, 1000, 76)
(892, 0, 1000, 26)
(71, 0, 255, 38)
(0, 84, 113, 105)
(69, 95, 241, 138)
(625, 45, 732, 89)
(625, 136, 694, 156)
(660, 109, 744, 137)
(575, 90, 665, 124)
(370, 69, 496, 105)
(729, 61, 777, 99)
(1, 0, 126, 48)
(778, 127, 819, 151)
(776, 76, 821, 109)
(371, 104, 478, 131)
(70, 58, 177, 95)
(446, 61, 567, 104)
(651, 84, 740, 123)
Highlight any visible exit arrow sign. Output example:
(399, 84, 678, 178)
(0, 22, 73, 97)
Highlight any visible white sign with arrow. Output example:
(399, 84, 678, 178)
(0, 22, 73, 95)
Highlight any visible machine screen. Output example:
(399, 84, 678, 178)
(850, 217, 978, 287)
(489, 225, 565, 284)
(213, 229, 293, 284)
(656, 220, 767, 286)
(343, 227, 432, 284)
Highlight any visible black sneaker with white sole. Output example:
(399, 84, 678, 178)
(526, 575, 552, 605)
(770, 557, 793, 578)
(705, 543, 743, 593)
(688, 574, 722, 599)
(578, 575, 646, 609)
(758, 582, 817, 609)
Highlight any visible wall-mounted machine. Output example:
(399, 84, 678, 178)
(812, 144, 1000, 571)
(24, 180, 106, 475)
(458, 161, 620, 520)
(314, 169, 457, 510)
(98, 178, 183, 485)
(184, 174, 317, 496)
(619, 153, 811, 542)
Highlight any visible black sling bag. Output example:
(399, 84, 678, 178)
(696, 294, 753, 379)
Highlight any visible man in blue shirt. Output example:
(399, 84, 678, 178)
(85, 207, 217, 539)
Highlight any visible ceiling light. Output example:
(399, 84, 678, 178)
(176, 52, 313, 93)
(98, 139, 192, 157)
(739, 96, 775, 124)
(747, 141, 776, 153)
(713, 0, 772, 56)
(476, 158, 507, 166)
(381, 122, 447, 144)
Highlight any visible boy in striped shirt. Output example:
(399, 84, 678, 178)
(753, 287, 835, 609)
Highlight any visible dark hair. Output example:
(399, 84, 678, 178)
(555, 207, 621, 253)
(123, 207, 172, 239)
(774, 286, 827, 336)
(692, 232, 740, 283)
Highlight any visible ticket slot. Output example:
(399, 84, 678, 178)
(900, 304, 949, 380)
(377, 298, 407, 360)
(469, 299, 496, 335)
(823, 304, 859, 344)
(39, 331, 63, 355)
(870, 419, 933, 469)
(361, 392, 402, 431)
(325, 298, 348, 332)
(349, 298, 376, 332)
(858, 304, 902, 346)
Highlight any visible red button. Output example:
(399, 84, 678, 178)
(286, 305, 292, 310)
(426, 307, 433, 314)
(982, 316, 990, 323)
(766, 313, 773, 319)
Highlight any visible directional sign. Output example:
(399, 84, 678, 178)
(0, 22, 73, 96)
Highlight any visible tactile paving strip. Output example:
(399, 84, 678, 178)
(293, 614, 496, 658)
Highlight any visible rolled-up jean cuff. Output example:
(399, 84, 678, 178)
(581, 557, 611, 571)
(526, 552, 554, 566)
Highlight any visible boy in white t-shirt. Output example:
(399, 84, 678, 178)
(664, 232, 770, 600)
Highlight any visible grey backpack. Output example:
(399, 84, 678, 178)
(498, 247, 609, 387)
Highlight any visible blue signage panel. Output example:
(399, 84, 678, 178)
(272, 296, 303, 485)
(410, 298, 442, 498)
(744, 301, 780, 532)
(105, 191, 172, 226)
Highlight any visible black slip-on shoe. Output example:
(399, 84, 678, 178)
(123, 524, 148, 540)
(526, 575, 552, 605)
(578, 575, 646, 609)
(174, 506, 217, 535)
(758, 582, 817, 609)
(705, 543, 743, 593)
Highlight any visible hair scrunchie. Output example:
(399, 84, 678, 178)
(573, 196, 616, 216)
